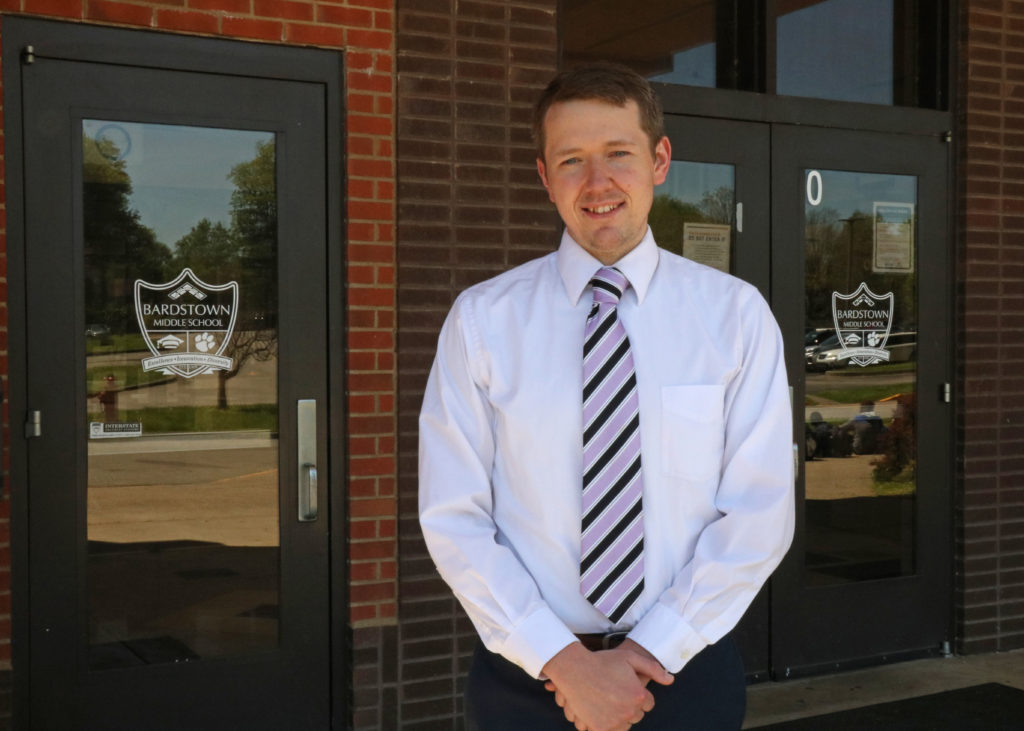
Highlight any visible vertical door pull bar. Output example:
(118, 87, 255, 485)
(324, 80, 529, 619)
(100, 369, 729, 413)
(297, 399, 318, 522)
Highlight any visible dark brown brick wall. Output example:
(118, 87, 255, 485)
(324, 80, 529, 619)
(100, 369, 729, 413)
(957, 0, 1024, 655)
(393, 0, 559, 727)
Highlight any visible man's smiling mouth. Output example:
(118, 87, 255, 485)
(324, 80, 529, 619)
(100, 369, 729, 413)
(585, 202, 623, 214)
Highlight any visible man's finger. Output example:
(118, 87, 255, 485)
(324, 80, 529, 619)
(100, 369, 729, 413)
(627, 654, 674, 686)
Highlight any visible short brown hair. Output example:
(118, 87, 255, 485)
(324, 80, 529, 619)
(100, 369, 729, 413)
(532, 62, 665, 160)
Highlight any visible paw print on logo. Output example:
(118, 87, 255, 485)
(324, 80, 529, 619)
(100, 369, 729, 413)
(194, 332, 217, 353)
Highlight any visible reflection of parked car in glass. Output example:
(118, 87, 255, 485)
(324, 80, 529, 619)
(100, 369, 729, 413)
(85, 323, 111, 338)
(806, 333, 839, 370)
(805, 328, 832, 349)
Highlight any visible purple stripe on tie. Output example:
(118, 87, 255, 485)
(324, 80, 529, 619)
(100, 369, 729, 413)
(581, 514, 643, 589)
(584, 315, 623, 368)
(595, 553, 645, 609)
(581, 484, 640, 545)
(583, 396, 638, 466)
(584, 353, 634, 422)
(583, 427, 641, 495)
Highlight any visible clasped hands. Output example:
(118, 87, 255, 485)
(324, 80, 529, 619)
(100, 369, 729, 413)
(541, 638, 674, 731)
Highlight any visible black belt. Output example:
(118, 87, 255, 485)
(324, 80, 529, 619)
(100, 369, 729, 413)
(574, 631, 630, 651)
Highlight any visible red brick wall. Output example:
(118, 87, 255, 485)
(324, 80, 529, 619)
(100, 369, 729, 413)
(0, 0, 399, 667)
(957, 0, 1024, 654)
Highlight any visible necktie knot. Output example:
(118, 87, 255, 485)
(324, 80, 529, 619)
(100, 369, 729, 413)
(591, 267, 629, 306)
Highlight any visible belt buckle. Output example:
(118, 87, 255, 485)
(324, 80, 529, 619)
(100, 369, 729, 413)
(602, 631, 629, 650)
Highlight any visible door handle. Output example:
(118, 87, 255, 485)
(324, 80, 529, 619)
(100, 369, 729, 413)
(297, 399, 318, 522)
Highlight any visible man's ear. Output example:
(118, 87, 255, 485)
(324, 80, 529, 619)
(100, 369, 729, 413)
(653, 136, 671, 186)
(537, 156, 555, 203)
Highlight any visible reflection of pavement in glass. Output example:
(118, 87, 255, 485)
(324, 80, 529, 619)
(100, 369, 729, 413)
(805, 455, 882, 500)
(88, 445, 279, 547)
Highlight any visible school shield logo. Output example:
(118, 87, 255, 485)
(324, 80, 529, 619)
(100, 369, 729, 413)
(134, 268, 239, 378)
(831, 283, 894, 367)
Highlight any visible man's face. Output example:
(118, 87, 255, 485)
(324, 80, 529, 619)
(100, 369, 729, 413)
(537, 98, 671, 265)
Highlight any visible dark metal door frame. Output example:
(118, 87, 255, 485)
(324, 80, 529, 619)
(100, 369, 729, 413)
(3, 17, 348, 729)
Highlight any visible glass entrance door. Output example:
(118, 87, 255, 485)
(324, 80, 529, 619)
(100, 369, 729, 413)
(20, 46, 332, 729)
(771, 125, 951, 675)
(660, 115, 951, 678)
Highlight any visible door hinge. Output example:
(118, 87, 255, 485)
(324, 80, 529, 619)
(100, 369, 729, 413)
(23, 45, 35, 65)
(736, 202, 744, 233)
(25, 410, 42, 439)
(941, 383, 951, 404)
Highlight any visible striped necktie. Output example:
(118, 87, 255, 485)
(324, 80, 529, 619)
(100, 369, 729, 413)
(580, 267, 644, 624)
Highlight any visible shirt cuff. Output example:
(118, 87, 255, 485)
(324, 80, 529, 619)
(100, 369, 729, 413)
(501, 606, 580, 680)
(627, 602, 708, 674)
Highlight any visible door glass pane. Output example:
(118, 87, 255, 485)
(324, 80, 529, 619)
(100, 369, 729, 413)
(83, 120, 279, 668)
(563, 0, 716, 87)
(803, 168, 917, 585)
(652, 162, 734, 274)
(775, 0, 895, 104)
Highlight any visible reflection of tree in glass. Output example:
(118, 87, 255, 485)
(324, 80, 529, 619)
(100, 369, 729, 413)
(648, 194, 704, 256)
(648, 187, 734, 258)
(804, 206, 918, 336)
(83, 135, 172, 332)
(698, 186, 734, 226)
(171, 139, 277, 409)
(872, 392, 915, 488)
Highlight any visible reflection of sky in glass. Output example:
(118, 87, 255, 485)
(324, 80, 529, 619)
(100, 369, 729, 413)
(83, 121, 273, 247)
(777, 0, 893, 104)
(649, 43, 716, 88)
(804, 170, 916, 219)
(657, 161, 733, 204)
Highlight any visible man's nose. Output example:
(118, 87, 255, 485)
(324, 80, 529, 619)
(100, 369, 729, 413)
(584, 160, 612, 190)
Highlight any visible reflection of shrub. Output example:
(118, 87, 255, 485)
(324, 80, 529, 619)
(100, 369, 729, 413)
(872, 393, 916, 483)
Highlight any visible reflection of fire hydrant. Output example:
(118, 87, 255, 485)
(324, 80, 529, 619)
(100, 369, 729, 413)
(98, 374, 118, 422)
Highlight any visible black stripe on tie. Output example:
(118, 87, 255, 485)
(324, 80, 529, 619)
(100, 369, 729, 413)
(583, 412, 640, 487)
(583, 337, 631, 402)
(583, 308, 618, 358)
(591, 278, 623, 300)
(606, 578, 645, 624)
(581, 455, 641, 533)
(583, 372, 637, 444)
(585, 536, 644, 600)
(580, 500, 643, 575)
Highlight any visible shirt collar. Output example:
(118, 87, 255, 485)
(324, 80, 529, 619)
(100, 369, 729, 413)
(557, 227, 659, 306)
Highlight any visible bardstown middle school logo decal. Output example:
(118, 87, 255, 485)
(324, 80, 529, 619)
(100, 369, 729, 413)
(831, 282, 894, 367)
(135, 268, 239, 379)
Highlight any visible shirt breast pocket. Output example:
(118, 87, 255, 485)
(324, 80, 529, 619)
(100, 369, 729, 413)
(661, 385, 726, 481)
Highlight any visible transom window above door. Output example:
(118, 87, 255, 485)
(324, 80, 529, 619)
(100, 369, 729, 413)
(562, 0, 950, 110)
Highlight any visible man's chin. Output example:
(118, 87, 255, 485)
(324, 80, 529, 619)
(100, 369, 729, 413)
(578, 233, 641, 265)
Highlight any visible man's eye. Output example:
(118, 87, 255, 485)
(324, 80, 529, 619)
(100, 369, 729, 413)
(610, 150, 629, 158)
(561, 157, 580, 166)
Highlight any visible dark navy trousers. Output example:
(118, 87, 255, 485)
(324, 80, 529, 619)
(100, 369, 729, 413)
(464, 635, 746, 730)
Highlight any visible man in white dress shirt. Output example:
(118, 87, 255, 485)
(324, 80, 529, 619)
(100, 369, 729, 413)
(419, 63, 794, 731)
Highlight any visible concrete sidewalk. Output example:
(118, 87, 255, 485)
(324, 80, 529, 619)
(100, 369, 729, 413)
(744, 649, 1024, 728)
